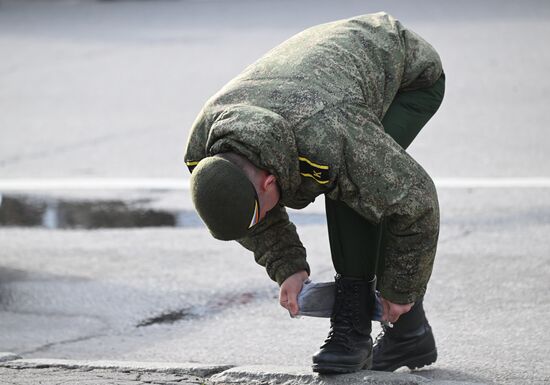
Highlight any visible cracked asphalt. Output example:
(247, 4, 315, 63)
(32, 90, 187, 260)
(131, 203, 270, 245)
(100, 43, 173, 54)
(0, 367, 206, 385)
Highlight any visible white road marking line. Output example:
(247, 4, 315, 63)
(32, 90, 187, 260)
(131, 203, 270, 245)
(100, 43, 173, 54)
(435, 177, 550, 188)
(0, 177, 549, 191)
(0, 178, 190, 191)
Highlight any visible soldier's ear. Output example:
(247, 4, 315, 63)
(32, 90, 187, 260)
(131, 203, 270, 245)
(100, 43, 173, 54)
(260, 174, 277, 192)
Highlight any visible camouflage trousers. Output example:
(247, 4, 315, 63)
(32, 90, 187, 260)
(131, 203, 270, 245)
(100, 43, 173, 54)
(325, 73, 446, 284)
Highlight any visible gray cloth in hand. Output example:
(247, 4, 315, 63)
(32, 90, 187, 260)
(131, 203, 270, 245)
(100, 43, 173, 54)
(292, 279, 389, 325)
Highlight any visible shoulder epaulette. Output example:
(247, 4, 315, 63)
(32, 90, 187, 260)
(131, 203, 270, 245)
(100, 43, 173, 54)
(299, 156, 330, 185)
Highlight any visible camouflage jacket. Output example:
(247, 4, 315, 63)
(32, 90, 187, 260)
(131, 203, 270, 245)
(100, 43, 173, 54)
(184, 13, 443, 304)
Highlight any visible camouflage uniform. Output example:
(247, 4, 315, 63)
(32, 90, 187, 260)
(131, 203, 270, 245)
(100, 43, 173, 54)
(184, 12, 443, 304)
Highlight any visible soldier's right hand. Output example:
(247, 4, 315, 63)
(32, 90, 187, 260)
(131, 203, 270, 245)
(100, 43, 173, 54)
(279, 270, 309, 316)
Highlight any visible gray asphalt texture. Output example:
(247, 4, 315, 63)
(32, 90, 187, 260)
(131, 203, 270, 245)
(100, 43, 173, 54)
(1, 189, 549, 384)
(1, 1, 550, 385)
(0, 356, 222, 384)
(0, 366, 205, 385)
(1, 0, 549, 179)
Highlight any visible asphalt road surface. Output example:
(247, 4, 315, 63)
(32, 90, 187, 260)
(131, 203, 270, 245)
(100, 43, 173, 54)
(1, 188, 549, 384)
(1, 0, 549, 179)
(1, 1, 549, 385)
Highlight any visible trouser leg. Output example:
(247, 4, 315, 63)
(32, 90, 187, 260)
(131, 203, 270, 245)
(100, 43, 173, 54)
(318, 75, 445, 373)
(325, 198, 382, 281)
(327, 73, 445, 283)
(382, 73, 446, 149)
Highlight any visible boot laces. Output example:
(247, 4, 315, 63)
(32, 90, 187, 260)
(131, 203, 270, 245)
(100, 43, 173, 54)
(321, 324, 355, 351)
(321, 285, 357, 351)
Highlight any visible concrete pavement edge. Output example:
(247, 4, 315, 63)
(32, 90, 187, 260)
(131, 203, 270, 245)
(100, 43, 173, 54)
(0, 352, 22, 363)
(209, 365, 488, 385)
(0, 356, 232, 378)
(0, 355, 488, 385)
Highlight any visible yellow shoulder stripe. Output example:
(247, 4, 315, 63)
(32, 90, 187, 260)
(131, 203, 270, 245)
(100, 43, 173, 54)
(300, 173, 330, 184)
(298, 156, 329, 170)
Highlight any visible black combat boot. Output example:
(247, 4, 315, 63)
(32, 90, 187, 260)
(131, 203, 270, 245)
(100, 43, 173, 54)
(372, 298, 437, 371)
(312, 275, 376, 374)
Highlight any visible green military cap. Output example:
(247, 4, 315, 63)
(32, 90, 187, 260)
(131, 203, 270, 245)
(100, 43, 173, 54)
(190, 156, 260, 240)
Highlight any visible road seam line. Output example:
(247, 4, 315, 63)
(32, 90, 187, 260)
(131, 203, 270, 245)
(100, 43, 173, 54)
(0, 177, 549, 191)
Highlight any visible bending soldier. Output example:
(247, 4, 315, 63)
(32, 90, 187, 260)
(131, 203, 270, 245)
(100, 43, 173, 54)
(185, 12, 445, 373)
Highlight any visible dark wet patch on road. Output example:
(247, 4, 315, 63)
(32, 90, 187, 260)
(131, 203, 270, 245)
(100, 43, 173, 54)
(135, 291, 267, 328)
(136, 308, 196, 327)
(0, 194, 201, 229)
(0, 194, 326, 229)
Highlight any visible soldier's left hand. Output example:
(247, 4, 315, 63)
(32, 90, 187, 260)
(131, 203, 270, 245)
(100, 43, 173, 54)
(279, 270, 309, 316)
(380, 297, 414, 323)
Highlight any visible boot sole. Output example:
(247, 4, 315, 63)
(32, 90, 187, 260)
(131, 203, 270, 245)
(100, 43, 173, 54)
(380, 349, 437, 372)
(312, 354, 373, 374)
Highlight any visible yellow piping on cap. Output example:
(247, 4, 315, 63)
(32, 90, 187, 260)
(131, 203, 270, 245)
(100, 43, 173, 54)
(248, 200, 260, 228)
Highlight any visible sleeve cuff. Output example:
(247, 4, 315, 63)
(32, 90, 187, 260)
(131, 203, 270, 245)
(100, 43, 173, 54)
(379, 283, 424, 305)
(273, 258, 311, 286)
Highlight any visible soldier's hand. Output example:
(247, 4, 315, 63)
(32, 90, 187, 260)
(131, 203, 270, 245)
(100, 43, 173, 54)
(279, 270, 309, 316)
(380, 297, 414, 323)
